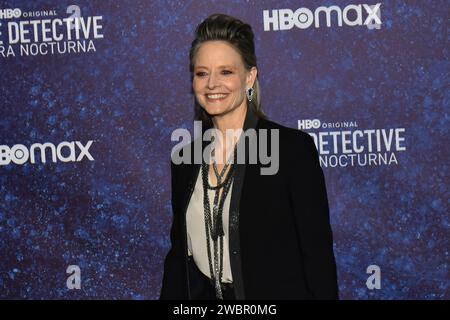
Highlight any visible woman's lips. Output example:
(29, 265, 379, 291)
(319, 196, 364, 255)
(205, 93, 229, 102)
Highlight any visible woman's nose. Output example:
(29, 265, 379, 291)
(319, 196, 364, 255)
(207, 72, 219, 89)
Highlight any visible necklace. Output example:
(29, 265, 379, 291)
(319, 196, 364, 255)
(201, 142, 237, 299)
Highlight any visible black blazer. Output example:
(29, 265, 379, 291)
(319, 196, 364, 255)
(160, 109, 338, 300)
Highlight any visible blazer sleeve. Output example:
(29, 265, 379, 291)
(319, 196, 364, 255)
(159, 161, 188, 299)
(288, 132, 339, 299)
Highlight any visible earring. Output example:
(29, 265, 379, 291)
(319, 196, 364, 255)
(246, 87, 254, 102)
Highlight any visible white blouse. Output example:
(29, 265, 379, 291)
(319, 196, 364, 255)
(186, 170, 233, 283)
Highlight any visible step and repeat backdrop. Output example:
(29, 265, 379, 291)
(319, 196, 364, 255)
(0, 0, 448, 299)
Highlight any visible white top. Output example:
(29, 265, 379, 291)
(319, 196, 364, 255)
(186, 170, 233, 283)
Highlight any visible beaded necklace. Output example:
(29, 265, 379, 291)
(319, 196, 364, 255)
(201, 142, 237, 299)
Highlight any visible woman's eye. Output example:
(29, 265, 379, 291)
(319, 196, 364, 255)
(195, 70, 232, 77)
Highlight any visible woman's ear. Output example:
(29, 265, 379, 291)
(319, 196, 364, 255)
(246, 67, 258, 87)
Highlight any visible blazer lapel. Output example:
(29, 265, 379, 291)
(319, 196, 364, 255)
(228, 108, 259, 300)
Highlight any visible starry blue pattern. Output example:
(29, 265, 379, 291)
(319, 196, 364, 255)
(0, 0, 448, 299)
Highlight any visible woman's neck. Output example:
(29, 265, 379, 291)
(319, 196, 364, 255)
(211, 104, 247, 163)
(212, 104, 247, 137)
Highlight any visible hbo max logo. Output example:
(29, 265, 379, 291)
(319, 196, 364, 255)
(0, 8, 22, 20)
(298, 119, 321, 130)
(263, 3, 382, 31)
(0, 140, 94, 166)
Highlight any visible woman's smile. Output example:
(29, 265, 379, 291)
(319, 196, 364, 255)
(205, 93, 230, 103)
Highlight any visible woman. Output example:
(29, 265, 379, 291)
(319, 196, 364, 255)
(161, 13, 338, 300)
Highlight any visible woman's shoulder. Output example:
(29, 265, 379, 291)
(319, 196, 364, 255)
(257, 117, 315, 146)
(257, 117, 320, 171)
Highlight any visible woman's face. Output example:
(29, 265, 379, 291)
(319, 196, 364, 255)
(192, 40, 256, 119)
